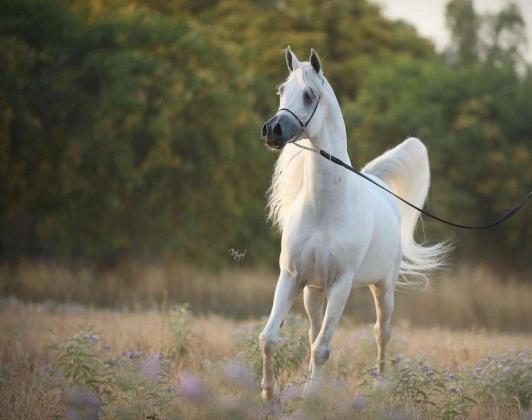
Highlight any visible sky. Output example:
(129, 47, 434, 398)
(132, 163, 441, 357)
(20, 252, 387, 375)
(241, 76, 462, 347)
(374, 0, 532, 59)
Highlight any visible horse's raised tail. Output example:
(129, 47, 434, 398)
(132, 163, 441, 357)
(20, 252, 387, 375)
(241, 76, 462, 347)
(363, 137, 451, 286)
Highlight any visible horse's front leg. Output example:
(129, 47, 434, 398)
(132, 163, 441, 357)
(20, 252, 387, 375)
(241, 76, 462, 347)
(259, 270, 301, 402)
(303, 273, 352, 397)
(304, 285, 324, 371)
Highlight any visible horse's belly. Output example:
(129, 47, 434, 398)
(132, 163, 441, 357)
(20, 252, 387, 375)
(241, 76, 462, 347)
(353, 243, 400, 284)
(284, 247, 334, 289)
(353, 211, 401, 284)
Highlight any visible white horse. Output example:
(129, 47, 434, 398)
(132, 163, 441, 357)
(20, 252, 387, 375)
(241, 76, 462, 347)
(259, 47, 449, 400)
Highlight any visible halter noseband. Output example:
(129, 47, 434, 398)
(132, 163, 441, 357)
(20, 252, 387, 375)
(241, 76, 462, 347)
(278, 96, 321, 130)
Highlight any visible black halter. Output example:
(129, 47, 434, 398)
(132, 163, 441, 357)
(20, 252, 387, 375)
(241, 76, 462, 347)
(278, 97, 321, 130)
(277, 76, 325, 135)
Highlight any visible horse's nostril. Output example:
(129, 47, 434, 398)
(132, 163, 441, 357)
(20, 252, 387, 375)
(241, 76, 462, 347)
(273, 123, 282, 137)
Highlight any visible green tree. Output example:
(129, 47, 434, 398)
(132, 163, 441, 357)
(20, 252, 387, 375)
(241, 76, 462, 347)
(446, 0, 480, 65)
(0, 0, 274, 263)
(346, 59, 531, 269)
(0, 0, 529, 271)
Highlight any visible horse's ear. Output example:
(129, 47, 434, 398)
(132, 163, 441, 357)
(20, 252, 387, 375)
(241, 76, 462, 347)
(309, 48, 322, 74)
(285, 46, 299, 72)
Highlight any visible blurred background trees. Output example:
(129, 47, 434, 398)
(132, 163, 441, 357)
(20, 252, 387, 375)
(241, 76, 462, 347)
(0, 0, 530, 272)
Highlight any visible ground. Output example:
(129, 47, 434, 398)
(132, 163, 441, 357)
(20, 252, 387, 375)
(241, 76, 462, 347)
(0, 299, 530, 419)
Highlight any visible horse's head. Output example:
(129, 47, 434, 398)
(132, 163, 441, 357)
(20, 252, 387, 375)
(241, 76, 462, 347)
(262, 47, 326, 150)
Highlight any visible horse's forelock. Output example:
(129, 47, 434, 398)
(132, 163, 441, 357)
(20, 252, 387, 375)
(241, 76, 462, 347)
(290, 63, 323, 92)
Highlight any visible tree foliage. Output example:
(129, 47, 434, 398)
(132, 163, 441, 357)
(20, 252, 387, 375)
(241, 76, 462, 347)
(0, 0, 530, 271)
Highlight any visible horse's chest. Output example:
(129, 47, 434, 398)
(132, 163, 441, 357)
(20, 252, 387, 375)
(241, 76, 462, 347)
(280, 227, 356, 288)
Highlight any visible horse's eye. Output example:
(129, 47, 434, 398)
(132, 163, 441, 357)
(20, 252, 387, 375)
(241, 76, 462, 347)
(303, 90, 312, 106)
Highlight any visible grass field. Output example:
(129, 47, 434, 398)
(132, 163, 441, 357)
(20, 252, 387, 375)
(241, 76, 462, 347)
(1, 298, 531, 419)
(1, 261, 531, 330)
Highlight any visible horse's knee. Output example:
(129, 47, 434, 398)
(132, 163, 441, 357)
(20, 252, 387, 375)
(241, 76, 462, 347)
(311, 343, 330, 366)
(308, 327, 318, 345)
(259, 333, 275, 356)
(374, 322, 391, 343)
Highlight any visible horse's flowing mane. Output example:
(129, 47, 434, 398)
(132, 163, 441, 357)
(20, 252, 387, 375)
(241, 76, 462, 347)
(267, 64, 331, 230)
(267, 139, 307, 230)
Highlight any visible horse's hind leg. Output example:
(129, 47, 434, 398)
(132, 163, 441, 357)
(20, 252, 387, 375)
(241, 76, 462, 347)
(303, 285, 324, 370)
(369, 276, 396, 374)
(259, 270, 301, 402)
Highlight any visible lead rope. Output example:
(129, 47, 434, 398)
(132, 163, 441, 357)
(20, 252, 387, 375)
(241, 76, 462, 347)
(290, 140, 531, 230)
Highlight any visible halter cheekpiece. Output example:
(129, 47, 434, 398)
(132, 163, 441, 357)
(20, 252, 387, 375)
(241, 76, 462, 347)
(277, 75, 325, 135)
(278, 97, 321, 129)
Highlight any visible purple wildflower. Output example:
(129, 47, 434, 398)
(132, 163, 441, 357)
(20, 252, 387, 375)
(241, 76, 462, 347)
(503, 366, 513, 374)
(448, 373, 456, 381)
(42, 366, 52, 374)
(448, 386, 458, 393)
(87, 334, 99, 345)
(141, 354, 164, 383)
(475, 367, 482, 375)
(370, 370, 380, 379)
(179, 373, 206, 403)
(223, 360, 256, 389)
(102, 344, 111, 352)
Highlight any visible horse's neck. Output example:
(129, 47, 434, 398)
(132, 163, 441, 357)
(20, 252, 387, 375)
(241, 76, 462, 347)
(302, 105, 354, 209)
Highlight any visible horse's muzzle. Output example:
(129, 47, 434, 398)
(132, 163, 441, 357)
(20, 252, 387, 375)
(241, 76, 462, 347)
(261, 113, 300, 150)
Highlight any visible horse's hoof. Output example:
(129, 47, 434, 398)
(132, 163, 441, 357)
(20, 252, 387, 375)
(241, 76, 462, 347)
(261, 387, 274, 402)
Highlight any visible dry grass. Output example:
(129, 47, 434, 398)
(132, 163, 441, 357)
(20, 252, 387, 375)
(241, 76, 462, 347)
(1, 261, 531, 330)
(0, 299, 531, 419)
(0, 262, 531, 418)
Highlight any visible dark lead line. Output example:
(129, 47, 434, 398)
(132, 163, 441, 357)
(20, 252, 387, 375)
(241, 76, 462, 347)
(278, 93, 530, 230)
(318, 149, 531, 230)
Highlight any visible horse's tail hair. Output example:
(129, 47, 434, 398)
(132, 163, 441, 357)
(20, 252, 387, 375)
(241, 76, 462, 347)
(363, 137, 451, 286)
